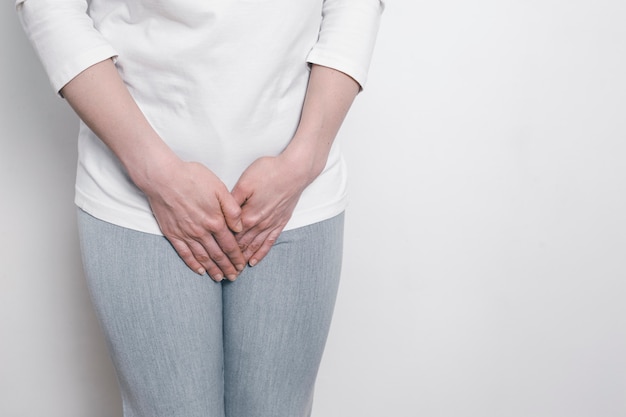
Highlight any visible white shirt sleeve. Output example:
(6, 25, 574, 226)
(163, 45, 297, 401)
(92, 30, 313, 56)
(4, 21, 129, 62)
(306, 0, 384, 89)
(16, 0, 118, 95)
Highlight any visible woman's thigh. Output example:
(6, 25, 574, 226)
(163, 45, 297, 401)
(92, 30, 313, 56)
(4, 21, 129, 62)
(222, 213, 344, 417)
(77, 209, 225, 417)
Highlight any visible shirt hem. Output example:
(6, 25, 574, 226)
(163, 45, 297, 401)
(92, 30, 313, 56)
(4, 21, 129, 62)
(75, 189, 349, 236)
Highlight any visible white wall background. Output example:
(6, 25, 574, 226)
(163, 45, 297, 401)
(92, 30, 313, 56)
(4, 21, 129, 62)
(2, 1, 626, 416)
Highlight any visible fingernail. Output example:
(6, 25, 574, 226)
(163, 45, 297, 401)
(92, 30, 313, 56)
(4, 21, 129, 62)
(236, 264, 245, 271)
(234, 220, 243, 233)
(214, 274, 223, 282)
(227, 274, 237, 281)
(197, 268, 206, 275)
(249, 259, 257, 267)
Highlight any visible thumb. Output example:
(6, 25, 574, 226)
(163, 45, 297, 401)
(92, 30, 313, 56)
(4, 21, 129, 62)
(230, 179, 251, 208)
(219, 192, 243, 233)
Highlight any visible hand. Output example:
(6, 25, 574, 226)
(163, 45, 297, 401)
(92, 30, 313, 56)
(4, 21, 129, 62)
(231, 154, 312, 266)
(58, 60, 243, 281)
(142, 159, 246, 281)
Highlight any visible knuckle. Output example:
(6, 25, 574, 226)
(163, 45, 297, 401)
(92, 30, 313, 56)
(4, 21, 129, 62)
(185, 224, 205, 239)
(194, 252, 210, 263)
(169, 238, 186, 251)
(225, 244, 243, 257)
(237, 237, 250, 250)
(240, 216, 254, 230)
(242, 213, 263, 229)
(202, 217, 225, 233)
(209, 251, 227, 264)
(169, 239, 193, 257)
(248, 239, 264, 253)
(235, 180, 252, 192)
(227, 204, 242, 218)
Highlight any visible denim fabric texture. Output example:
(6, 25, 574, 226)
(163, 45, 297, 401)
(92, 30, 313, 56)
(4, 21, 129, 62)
(77, 209, 344, 417)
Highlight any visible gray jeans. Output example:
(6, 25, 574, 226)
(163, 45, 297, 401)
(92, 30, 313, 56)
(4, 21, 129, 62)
(77, 209, 344, 417)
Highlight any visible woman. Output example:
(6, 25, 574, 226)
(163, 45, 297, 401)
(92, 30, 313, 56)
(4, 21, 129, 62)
(17, 0, 383, 415)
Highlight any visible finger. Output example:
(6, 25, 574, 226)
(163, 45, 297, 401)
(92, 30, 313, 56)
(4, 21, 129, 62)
(241, 226, 280, 266)
(236, 206, 271, 247)
(167, 237, 208, 276)
(194, 235, 243, 281)
(220, 190, 244, 233)
(235, 226, 255, 253)
(248, 228, 282, 267)
(212, 227, 247, 275)
(184, 238, 228, 282)
(236, 222, 268, 257)
(189, 212, 245, 277)
(230, 181, 250, 208)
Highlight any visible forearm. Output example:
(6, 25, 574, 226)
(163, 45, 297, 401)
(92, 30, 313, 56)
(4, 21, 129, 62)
(282, 64, 360, 181)
(60, 58, 178, 191)
(232, 65, 360, 265)
(62, 58, 245, 279)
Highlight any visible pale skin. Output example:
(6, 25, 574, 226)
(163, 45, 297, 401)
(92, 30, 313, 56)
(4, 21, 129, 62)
(61, 59, 359, 282)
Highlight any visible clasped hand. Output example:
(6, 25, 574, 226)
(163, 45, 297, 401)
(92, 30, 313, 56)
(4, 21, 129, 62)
(146, 155, 311, 282)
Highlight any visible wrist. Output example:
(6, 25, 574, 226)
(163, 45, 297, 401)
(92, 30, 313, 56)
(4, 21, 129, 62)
(281, 134, 331, 185)
(125, 143, 182, 193)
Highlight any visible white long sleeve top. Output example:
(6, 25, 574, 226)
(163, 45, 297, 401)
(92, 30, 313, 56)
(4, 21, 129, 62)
(17, 0, 383, 234)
